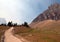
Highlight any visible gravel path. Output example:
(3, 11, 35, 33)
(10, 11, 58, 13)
(4, 27, 28, 42)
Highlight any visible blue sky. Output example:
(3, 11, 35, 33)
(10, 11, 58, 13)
(0, 0, 60, 24)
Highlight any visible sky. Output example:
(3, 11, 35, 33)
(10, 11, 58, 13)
(0, 0, 60, 24)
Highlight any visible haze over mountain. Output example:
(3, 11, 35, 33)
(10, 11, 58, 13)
(0, 18, 6, 24)
(30, 3, 60, 28)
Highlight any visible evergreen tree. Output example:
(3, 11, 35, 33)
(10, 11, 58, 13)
(7, 21, 13, 27)
(23, 22, 29, 27)
(14, 23, 17, 26)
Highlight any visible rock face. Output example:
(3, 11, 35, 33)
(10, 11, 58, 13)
(30, 3, 60, 28)
(32, 3, 60, 23)
(0, 18, 6, 24)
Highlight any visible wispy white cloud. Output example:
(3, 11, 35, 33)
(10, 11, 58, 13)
(0, 0, 22, 24)
(0, 0, 59, 24)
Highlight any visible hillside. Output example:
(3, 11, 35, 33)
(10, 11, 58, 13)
(30, 3, 60, 28)
(30, 20, 60, 28)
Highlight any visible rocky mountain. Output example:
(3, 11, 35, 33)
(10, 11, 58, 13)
(30, 3, 60, 28)
(0, 18, 6, 25)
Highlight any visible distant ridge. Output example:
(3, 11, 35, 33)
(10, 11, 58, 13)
(0, 18, 6, 24)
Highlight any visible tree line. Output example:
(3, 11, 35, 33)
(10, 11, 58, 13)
(0, 21, 29, 27)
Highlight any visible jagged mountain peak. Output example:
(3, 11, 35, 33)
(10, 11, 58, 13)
(32, 3, 60, 23)
(49, 3, 60, 7)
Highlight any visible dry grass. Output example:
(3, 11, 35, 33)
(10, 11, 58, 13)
(0, 26, 9, 42)
(14, 23, 60, 42)
(13, 26, 32, 34)
(30, 20, 60, 28)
